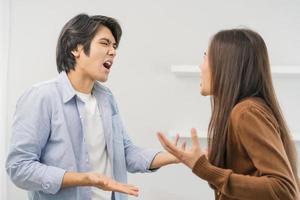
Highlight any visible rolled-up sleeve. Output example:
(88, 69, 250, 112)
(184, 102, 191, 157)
(5, 87, 65, 194)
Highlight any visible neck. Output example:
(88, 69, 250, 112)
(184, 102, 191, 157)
(67, 70, 94, 94)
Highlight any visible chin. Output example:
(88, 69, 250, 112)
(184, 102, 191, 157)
(95, 76, 108, 83)
(200, 90, 208, 96)
(99, 78, 108, 83)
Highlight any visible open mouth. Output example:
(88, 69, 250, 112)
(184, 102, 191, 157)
(103, 61, 112, 70)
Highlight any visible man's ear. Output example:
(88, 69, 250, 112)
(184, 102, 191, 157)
(71, 45, 83, 58)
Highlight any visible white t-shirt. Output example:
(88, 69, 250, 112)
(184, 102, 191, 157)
(76, 91, 112, 200)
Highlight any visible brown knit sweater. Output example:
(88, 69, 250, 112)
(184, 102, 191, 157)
(192, 98, 299, 200)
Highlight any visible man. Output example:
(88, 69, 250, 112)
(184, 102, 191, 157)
(6, 14, 178, 200)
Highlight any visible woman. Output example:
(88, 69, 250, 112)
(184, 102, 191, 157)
(157, 29, 299, 200)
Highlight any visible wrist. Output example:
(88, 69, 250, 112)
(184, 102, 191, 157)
(62, 172, 91, 188)
(170, 155, 180, 164)
(83, 172, 95, 186)
(190, 154, 204, 169)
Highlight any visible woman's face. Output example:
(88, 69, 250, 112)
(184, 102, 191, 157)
(200, 50, 212, 96)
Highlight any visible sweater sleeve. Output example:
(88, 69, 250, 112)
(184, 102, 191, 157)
(192, 106, 299, 200)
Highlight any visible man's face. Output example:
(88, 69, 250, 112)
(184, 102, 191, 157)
(73, 26, 117, 82)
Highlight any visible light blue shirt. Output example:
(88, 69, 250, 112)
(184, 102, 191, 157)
(6, 72, 159, 200)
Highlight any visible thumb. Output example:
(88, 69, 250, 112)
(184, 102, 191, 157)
(190, 128, 199, 148)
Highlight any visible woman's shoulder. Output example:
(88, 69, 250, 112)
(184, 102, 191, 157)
(229, 97, 280, 142)
(230, 97, 272, 123)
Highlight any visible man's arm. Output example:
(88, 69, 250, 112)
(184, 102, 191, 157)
(6, 87, 65, 194)
(149, 152, 179, 170)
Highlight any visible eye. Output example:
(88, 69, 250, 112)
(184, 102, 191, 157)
(100, 41, 109, 46)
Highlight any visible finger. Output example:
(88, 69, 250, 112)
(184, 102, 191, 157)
(173, 133, 179, 146)
(120, 186, 139, 196)
(115, 183, 139, 196)
(127, 189, 139, 197)
(120, 188, 138, 197)
(121, 183, 137, 188)
(157, 132, 171, 150)
(190, 128, 200, 148)
(120, 183, 139, 192)
(157, 132, 181, 156)
(181, 140, 186, 150)
(157, 132, 174, 150)
(157, 132, 179, 152)
(125, 185, 139, 192)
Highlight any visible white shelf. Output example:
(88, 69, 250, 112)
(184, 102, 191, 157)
(171, 65, 300, 77)
(171, 65, 200, 77)
(292, 134, 300, 142)
(168, 129, 300, 142)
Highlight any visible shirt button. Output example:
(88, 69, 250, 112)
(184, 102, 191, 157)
(42, 183, 50, 189)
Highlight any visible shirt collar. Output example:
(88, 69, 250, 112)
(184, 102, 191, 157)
(58, 71, 77, 103)
(57, 71, 111, 103)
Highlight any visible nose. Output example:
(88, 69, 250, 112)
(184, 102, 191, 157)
(108, 46, 116, 57)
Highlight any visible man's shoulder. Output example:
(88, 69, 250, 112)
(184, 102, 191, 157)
(32, 77, 58, 90)
(18, 77, 59, 104)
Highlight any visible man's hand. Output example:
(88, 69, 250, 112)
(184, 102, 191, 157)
(157, 128, 204, 169)
(62, 172, 139, 197)
(86, 172, 139, 196)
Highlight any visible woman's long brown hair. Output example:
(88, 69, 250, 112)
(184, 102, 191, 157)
(207, 29, 299, 185)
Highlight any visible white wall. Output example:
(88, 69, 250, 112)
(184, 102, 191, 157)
(5, 0, 300, 199)
(1, 0, 10, 199)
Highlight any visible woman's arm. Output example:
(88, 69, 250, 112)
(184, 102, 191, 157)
(157, 109, 299, 200)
